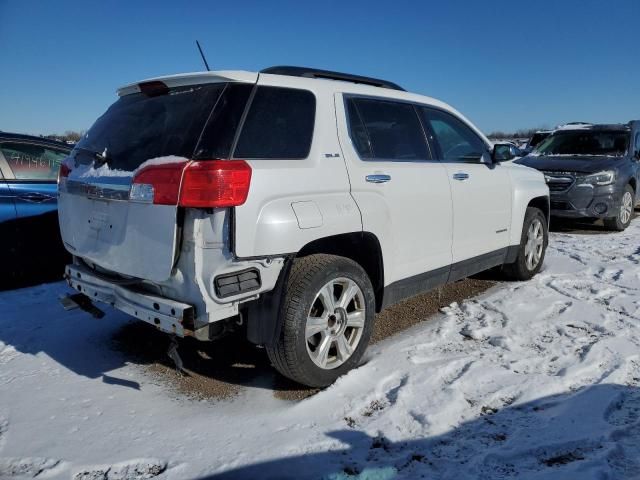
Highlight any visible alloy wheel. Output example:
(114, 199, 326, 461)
(524, 218, 544, 270)
(620, 191, 633, 225)
(305, 277, 366, 370)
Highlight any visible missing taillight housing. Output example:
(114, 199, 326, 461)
(130, 160, 252, 208)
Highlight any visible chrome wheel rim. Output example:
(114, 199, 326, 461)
(305, 277, 365, 370)
(620, 191, 633, 225)
(524, 218, 544, 271)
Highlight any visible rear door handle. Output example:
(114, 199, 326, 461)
(452, 172, 470, 181)
(366, 174, 391, 184)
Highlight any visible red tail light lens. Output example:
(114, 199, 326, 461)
(131, 162, 186, 205)
(179, 160, 252, 208)
(130, 160, 251, 208)
(59, 163, 71, 178)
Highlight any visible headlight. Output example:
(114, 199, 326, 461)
(578, 170, 616, 186)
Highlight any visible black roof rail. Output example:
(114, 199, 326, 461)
(260, 66, 405, 91)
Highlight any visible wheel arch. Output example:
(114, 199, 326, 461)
(627, 176, 636, 194)
(245, 231, 386, 347)
(527, 195, 550, 225)
(297, 232, 385, 312)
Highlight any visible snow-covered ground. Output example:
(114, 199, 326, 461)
(1, 220, 640, 480)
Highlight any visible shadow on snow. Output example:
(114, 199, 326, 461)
(203, 383, 640, 479)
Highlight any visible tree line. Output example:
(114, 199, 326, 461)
(487, 127, 550, 140)
(43, 130, 84, 143)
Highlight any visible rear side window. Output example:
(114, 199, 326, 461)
(348, 98, 430, 161)
(0, 142, 68, 180)
(74, 83, 226, 171)
(193, 83, 253, 159)
(345, 99, 373, 158)
(234, 87, 315, 159)
(422, 108, 486, 163)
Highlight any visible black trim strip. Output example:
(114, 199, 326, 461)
(381, 246, 519, 309)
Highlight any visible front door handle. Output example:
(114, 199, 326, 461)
(452, 172, 470, 181)
(366, 174, 391, 184)
(18, 192, 55, 203)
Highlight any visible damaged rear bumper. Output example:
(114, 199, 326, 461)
(65, 263, 195, 337)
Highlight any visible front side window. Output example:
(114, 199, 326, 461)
(422, 108, 486, 163)
(0, 142, 68, 180)
(233, 86, 315, 159)
(535, 131, 629, 157)
(635, 132, 640, 157)
(348, 98, 430, 161)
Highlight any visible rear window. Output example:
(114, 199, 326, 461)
(0, 142, 69, 180)
(73, 83, 228, 171)
(233, 86, 315, 159)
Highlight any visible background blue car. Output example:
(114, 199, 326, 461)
(0, 132, 71, 289)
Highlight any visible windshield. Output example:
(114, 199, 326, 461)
(529, 132, 550, 148)
(535, 130, 629, 157)
(72, 83, 226, 172)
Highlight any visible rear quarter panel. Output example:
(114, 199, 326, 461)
(233, 77, 361, 258)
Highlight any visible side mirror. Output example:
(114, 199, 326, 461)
(492, 143, 517, 163)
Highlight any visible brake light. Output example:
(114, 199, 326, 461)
(59, 163, 71, 178)
(138, 81, 169, 97)
(130, 162, 186, 205)
(179, 160, 252, 208)
(130, 160, 251, 208)
(57, 161, 71, 188)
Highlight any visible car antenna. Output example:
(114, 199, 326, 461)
(196, 40, 211, 71)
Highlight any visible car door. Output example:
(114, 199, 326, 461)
(0, 141, 65, 220)
(0, 141, 70, 281)
(336, 94, 453, 286)
(635, 132, 640, 205)
(420, 107, 512, 265)
(0, 155, 17, 225)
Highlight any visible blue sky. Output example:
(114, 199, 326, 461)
(1, 0, 638, 136)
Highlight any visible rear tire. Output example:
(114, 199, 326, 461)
(266, 254, 375, 388)
(604, 185, 634, 231)
(503, 207, 548, 281)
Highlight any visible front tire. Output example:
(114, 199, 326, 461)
(604, 185, 634, 231)
(266, 254, 375, 387)
(503, 207, 548, 281)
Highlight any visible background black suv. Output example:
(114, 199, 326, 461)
(517, 122, 640, 231)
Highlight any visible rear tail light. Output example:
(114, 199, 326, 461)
(130, 162, 186, 205)
(130, 160, 251, 208)
(59, 163, 71, 178)
(57, 161, 72, 188)
(179, 160, 252, 208)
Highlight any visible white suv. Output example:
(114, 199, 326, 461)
(58, 66, 549, 387)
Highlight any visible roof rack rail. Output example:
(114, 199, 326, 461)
(260, 66, 405, 91)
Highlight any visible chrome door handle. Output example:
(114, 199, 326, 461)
(366, 174, 391, 184)
(452, 172, 470, 181)
(18, 192, 55, 203)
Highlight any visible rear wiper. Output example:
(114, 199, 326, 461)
(75, 147, 110, 166)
